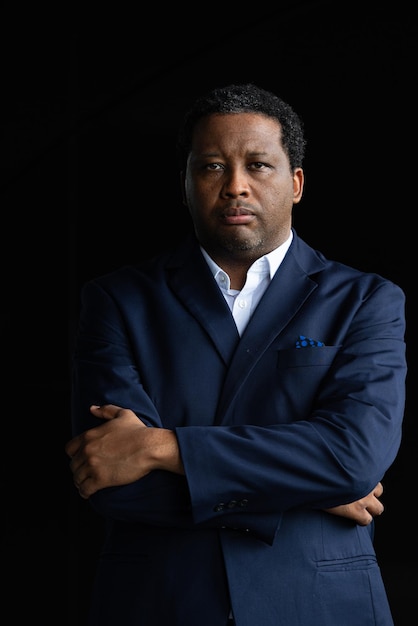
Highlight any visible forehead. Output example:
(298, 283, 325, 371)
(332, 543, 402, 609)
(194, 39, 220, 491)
(191, 112, 283, 152)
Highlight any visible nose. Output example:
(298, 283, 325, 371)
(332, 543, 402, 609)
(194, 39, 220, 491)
(221, 167, 250, 198)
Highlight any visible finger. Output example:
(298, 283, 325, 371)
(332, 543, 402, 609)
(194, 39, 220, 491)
(76, 479, 93, 500)
(362, 512, 374, 526)
(90, 404, 124, 420)
(344, 506, 373, 526)
(365, 496, 384, 518)
(68, 453, 85, 476)
(373, 482, 383, 498)
(371, 500, 385, 517)
(71, 461, 94, 497)
(65, 436, 80, 458)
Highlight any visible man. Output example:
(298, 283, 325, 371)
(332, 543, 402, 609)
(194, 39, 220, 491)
(66, 83, 406, 625)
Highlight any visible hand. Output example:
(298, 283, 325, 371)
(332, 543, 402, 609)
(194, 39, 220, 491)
(65, 404, 183, 499)
(324, 482, 384, 525)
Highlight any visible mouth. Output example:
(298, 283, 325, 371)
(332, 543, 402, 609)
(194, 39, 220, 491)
(220, 207, 256, 226)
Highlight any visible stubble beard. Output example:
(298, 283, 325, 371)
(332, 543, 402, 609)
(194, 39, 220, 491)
(209, 230, 268, 263)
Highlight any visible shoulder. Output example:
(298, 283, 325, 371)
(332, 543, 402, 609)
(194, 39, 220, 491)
(80, 234, 202, 297)
(290, 230, 405, 300)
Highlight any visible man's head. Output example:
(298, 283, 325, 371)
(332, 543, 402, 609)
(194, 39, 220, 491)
(179, 84, 306, 276)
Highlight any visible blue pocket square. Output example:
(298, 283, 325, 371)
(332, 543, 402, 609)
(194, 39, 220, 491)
(295, 335, 325, 348)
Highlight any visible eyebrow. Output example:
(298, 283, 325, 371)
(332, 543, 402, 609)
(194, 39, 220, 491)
(197, 150, 271, 158)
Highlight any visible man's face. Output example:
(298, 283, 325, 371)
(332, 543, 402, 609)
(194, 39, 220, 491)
(182, 112, 304, 266)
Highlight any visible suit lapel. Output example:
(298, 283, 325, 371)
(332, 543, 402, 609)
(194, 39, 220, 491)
(214, 242, 322, 422)
(167, 237, 240, 365)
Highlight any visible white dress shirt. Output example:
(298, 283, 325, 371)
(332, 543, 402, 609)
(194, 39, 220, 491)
(200, 231, 293, 336)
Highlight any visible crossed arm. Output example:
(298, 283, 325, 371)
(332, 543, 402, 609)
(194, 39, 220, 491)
(65, 404, 385, 526)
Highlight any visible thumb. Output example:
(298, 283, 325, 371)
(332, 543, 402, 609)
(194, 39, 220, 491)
(89, 403, 126, 420)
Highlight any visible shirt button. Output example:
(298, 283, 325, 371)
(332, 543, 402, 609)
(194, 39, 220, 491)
(238, 299, 247, 309)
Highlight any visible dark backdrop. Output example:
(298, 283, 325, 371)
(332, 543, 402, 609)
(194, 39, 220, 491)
(2, 2, 416, 624)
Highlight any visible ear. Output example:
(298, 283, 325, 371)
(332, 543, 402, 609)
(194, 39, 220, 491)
(293, 168, 304, 204)
(180, 171, 188, 206)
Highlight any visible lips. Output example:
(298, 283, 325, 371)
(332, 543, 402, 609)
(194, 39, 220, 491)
(221, 207, 256, 225)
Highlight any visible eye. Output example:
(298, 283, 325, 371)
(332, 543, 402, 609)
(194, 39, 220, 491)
(205, 162, 224, 171)
(249, 162, 269, 170)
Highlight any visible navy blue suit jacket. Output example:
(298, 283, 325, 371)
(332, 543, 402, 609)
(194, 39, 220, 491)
(72, 229, 406, 625)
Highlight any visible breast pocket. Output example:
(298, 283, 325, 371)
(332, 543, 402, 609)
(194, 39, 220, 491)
(276, 345, 340, 369)
(272, 346, 341, 420)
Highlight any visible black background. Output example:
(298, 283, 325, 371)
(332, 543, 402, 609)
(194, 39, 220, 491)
(2, 2, 416, 624)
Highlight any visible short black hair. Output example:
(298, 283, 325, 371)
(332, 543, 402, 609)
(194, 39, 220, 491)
(177, 83, 306, 172)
